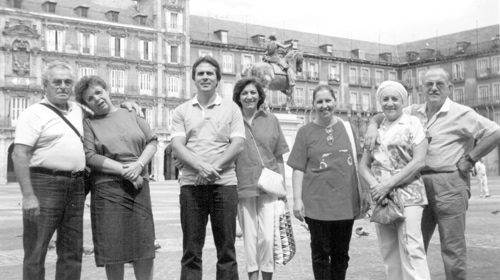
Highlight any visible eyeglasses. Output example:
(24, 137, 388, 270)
(51, 79, 74, 87)
(423, 81, 446, 89)
(325, 127, 334, 145)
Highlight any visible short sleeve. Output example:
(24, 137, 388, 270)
(462, 110, 500, 140)
(171, 105, 186, 139)
(409, 116, 426, 146)
(287, 127, 307, 172)
(229, 102, 245, 139)
(273, 116, 289, 157)
(14, 107, 41, 147)
(134, 113, 157, 143)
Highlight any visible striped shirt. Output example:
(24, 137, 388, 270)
(404, 98, 500, 172)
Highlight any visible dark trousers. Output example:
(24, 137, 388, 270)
(305, 217, 355, 280)
(23, 173, 85, 280)
(180, 185, 239, 280)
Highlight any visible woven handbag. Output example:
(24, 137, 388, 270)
(274, 198, 296, 266)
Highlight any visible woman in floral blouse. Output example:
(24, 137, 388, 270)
(359, 81, 430, 280)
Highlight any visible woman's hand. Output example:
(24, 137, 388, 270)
(370, 181, 393, 205)
(293, 198, 305, 222)
(130, 176, 144, 190)
(360, 190, 372, 213)
(122, 161, 144, 181)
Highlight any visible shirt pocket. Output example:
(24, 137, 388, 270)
(213, 122, 230, 143)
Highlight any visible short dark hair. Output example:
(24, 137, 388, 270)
(74, 75, 108, 105)
(312, 85, 336, 103)
(191, 56, 221, 82)
(232, 77, 266, 110)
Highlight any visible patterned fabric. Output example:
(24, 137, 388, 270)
(371, 113, 428, 206)
(273, 199, 295, 266)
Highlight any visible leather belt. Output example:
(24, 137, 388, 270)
(420, 170, 455, 175)
(30, 167, 84, 178)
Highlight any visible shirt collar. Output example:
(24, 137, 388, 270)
(191, 93, 223, 107)
(418, 97, 452, 115)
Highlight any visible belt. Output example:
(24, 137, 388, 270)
(420, 170, 456, 175)
(30, 167, 84, 178)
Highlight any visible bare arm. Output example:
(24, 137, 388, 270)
(292, 169, 305, 222)
(371, 139, 428, 204)
(276, 155, 287, 198)
(12, 144, 40, 221)
(365, 113, 385, 150)
(359, 150, 378, 187)
(212, 137, 245, 172)
(121, 140, 158, 181)
(457, 129, 500, 174)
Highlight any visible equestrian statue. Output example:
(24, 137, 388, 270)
(242, 35, 303, 113)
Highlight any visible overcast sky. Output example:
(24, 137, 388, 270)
(189, 0, 500, 44)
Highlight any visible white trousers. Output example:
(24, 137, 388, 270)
(237, 194, 277, 273)
(476, 175, 490, 196)
(375, 205, 430, 280)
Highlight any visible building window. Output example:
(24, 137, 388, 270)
(139, 40, 153, 61)
(166, 12, 183, 33)
(222, 54, 234, 73)
(74, 6, 89, 17)
(43, 1, 57, 13)
(79, 33, 94, 55)
(241, 54, 254, 72)
(307, 62, 319, 80)
(79, 67, 95, 78)
(308, 88, 314, 105)
(139, 73, 154, 95)
(388, 70, 397, 81)
(294, 87, 304, 107)
(360, 68, 370, 86)
(106, 11, 119, 22)
(375, 69, 384, 86)
(141, 108, 153, 127)
(492, 56, 500, 75)
(453, 88, 465, 104)
(109, 36, 125, 58)
(198, 50, 212, 57)
(277, 90, 287, 105)
(495, 113, 500, 125)
(350, 91, 358, 110)
(10, 97, 29, 127)
(110, 69, 125, 94)
(362, 92, 370, 111)
(478, 85, 489, 103)
(13, 0, 22, 9)
(166, 45, 179, 63)
(46, 29, 64, 52)
(477, 58, 490, 78)
(222, 82, 233, 99)
(349, 67, 358, 84)
(168, 76, 180, 98)
(221, 32, 228, 44)
(328, 64, 339, 82)
(452, 62, 464, 81)
(402, 70, 413, 88)
(493, 83, 500, 102)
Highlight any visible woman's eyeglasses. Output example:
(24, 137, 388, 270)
(325, 127, 334, 145)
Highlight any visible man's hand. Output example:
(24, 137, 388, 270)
(120, 102, 144, 117)
(364, 123, 379, 151)
(130, 176, 144, 190)
(456, 157, 473, 178)
(360, 191, 372, 213)
(23, 195, 40, 221)
(293, 198, 305, 222)
(194, 162, 221, 186)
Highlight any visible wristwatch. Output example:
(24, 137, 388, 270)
(463, 154, 476, 165)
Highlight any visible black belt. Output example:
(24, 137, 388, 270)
(30, 167, 84, 178)
(420, 170, 455, 175)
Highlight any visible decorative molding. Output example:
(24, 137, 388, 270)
(44, 24, 68, 31)
(74, 26, 99, 35)
(12, 40, 31, 77)
(137, 65, 157, 73)
(3, 24, 40, 39)
(164, 69, 182, 76)
(106, 62, 130, 70)
(164, 4, 184, 12)
(75, 60, 99, 69)
(106, 28, 129, 38)
(165, 38, 183, 45)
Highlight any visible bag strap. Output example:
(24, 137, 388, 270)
(40, 103, 83, 143)
(246, 126, 266, 168)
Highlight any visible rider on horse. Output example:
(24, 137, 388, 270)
(264, 35, 296, 88)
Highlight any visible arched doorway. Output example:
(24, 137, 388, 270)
(7, 144, 17, 182)
(164, 144, 178, 180)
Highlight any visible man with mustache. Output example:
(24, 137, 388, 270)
(365, 68, 500, 280)
(12, 61, 140, 280)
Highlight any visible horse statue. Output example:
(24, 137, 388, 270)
(242, 50, 303, 112)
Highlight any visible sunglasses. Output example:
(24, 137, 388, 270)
(325, 127, 334, 145)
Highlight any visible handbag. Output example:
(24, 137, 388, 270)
(248, 129, 287, 197)
(370, 190, 406, 225)
(274, 198, 296, 266)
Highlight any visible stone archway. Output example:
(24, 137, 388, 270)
(7, 144, 16, 183)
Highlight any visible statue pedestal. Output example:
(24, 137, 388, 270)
(273, 113, 304, 187)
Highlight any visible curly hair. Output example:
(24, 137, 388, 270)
(74, 75, 108, 105)
(232, 77, 266, 110)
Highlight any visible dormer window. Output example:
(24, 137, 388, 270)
(320, 44, 333, 54)
(214, 30, 228, 44)
(133, 14, 147, 26)
(42, 1, 57, 13)
(74, 6, 89, 18)
(351, 49, 365, 60)
(251, 34, 265, 47)
(105, 10, 119, 22)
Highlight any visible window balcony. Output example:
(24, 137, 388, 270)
(476, 68, 492, 80)
(306, 73, 319, 81)
(328, 74, 341, 84)
(360, 78, 371, 87)
(348, 76, 359, 86)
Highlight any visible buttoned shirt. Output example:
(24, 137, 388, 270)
(14, 99, 86, 172)
(404, 98, 500, 172)
(371, 113, 427, 206)
(235, 111, 289, 198)
(171, 94, 245, 186)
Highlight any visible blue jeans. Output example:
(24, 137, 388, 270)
(180, 185, 239, 280)
(23, 173, 85, 280)
(305, 217, 354, 280)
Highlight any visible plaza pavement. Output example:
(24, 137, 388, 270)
(0, 177, 499, 280)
